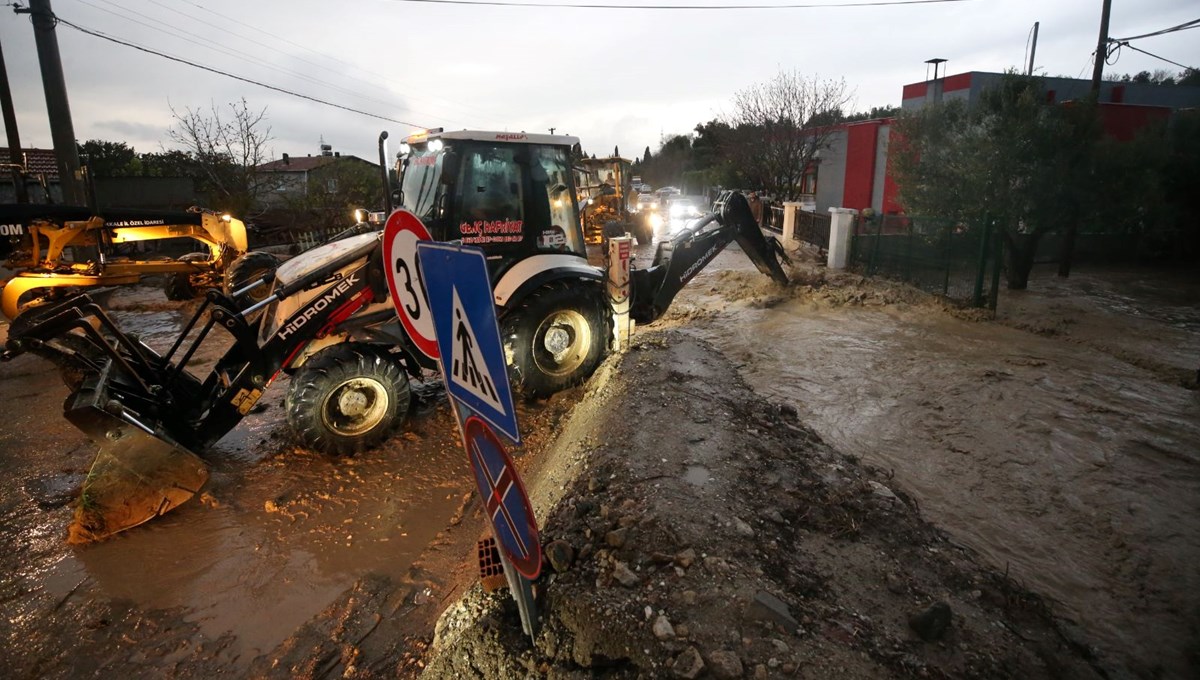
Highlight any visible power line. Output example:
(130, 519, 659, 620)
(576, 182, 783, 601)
(141, 0, 502, 127)
(67, 0, 459, 125)
(1110, 17, 1200, 42)
(1112, 41, 1197, 72)
(54, 16, 428, 129)
(384, 0, 970, 10)
(173, 0, 510, 126)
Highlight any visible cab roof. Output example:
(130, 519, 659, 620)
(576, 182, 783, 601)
(405, 128, 580, 148)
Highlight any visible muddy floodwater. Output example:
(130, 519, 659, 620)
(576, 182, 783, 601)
(0, 289, 470, 675)
(671, 255, 1200, 679)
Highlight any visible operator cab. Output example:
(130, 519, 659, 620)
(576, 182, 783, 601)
(395, 129, 586, 276)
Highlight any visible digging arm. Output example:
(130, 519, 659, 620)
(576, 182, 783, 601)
(629, 191, 789, 323)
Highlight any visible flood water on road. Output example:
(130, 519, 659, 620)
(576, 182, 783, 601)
(0, 287, 471, 674)
(671, 257, 1200, 679)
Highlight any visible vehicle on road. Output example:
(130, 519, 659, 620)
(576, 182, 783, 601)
(2, 128, 789, 541)
(0, 204, 277, 320)
(575, 156, 649, 245)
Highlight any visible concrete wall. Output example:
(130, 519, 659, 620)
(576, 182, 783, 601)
(95, 177, 196, 209)
(813, 129, 847, 215)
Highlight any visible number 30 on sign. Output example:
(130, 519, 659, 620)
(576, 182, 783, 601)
(382, 210, 439, 360)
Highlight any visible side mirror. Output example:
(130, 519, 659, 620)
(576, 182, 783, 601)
(440, 151, 460, 185)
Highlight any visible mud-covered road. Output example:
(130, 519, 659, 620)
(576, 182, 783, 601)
(0, 289, 476, 676)
(1, 250, 1197, 679)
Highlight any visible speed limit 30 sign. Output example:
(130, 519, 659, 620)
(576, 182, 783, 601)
(382, 210, 439, 359)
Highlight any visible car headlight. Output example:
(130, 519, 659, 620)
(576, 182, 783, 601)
(649, 213, 664, 229)
(670, 204, 684, 217)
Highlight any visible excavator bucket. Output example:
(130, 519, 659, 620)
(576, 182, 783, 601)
(721, 192, 790, 286)
(68, 430, 208, 544)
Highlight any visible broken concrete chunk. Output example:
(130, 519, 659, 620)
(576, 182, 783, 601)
(675, 548, 697, 569)
(733, 517, 755, 537)
(545, 540, 575, 573)
(612, 561, 640, 588)
(606, 527, 629, 548)
(653, 614, 676, 640)
(707, 649, 745, 679)
(673, 646, 706, 679)
(745, 591, 799, 632)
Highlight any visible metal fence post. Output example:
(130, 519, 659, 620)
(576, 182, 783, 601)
(988, 228, 1004, 313)
(941, 220, 953, 296)
(868, 214, 883, 276)
(903, 219, 914, 282)
(972, 215, 992, 308)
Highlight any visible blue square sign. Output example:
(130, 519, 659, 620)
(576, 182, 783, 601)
(415, 242, 521, 444)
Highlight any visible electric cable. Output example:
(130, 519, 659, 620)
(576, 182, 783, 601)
(146, 0, 507, 126)
(54, 16, 428, 129)
(1110, 17, 1200, 42)
(67, 0, 462, 125)
(383, 0, 970, 9)
(1111, 41, 1197, 72)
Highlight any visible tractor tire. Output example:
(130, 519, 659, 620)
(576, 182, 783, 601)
(164, 252, 210, 301)
(225, 251, 281, 307)
(502, 281, 611, 399)
(285, 344, 412, 456)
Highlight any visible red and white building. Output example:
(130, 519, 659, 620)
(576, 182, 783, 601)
(805, 71, 1200, 216)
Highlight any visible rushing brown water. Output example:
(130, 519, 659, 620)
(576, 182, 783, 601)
(672, 257, 1200, 679)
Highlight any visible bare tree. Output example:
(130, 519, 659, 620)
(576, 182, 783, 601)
(167, 98, 277, 217)
(723, 71, 852, 199)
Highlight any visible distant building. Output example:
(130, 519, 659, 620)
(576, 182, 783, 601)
(257, 152, 380, 206)
(0, 147, 61, 203)
(802, 71, 1200, 216)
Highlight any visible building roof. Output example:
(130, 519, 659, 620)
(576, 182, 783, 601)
(0, 148, 59, 178)
(258, 154, 376, 172)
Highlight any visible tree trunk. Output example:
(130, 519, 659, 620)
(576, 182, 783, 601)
(1003, 230, 1041, 290)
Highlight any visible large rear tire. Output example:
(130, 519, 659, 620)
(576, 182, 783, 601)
(164, 252, 210, 301)
(502, 282, 611, 398)
(285, 344, 411, 456)
(224, 251, 281, 306)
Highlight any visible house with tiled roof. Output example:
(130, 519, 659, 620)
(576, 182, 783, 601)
(0, 147, 62, 203)
(257, 151, 379, 207)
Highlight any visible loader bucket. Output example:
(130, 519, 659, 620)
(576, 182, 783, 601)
(67, 430, 208, 544)
(723, 194, 790, 286)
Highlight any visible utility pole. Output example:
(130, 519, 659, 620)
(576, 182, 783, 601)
(1026, 22, 1039, 76)
(1090, 0, 1113, 93)
(1061, 0, 1112, 278)
(16, 0, 86, 205)
(0, 36, 30, 203)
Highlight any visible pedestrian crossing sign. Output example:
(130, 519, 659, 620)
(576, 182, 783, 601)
(416, 242, 521, 444)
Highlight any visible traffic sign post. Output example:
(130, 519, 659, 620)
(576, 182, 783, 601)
(463, 416, 541, 579)
(382, 210, 439, 360)
(415, 240, 540, 639)
(416, 241, 521, 444)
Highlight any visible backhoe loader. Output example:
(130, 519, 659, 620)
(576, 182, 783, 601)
(2, 129, 789, 542)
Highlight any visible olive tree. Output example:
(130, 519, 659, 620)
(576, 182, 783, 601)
(890, 73, 1100, 289)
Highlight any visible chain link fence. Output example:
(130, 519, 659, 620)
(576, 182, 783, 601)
(850, 214, 1001, 307)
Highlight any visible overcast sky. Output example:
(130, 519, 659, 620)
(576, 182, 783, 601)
(1, 0, 1197, 164)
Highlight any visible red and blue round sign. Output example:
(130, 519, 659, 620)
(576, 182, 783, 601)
(464, 416, 541, 579)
